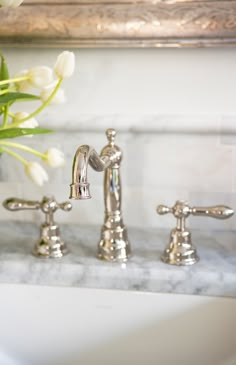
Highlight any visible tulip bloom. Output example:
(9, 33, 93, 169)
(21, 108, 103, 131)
(15, 70, 32, 93)
(40, 82, 66, 104)
(44, 148, 65, 167)
(28, 66, 53, 88)
(25, 162, 48, 186)
(14, 112, 38, 129)
(54, 51, 75, 79)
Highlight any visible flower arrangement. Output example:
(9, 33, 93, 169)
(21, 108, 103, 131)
(0, 0, 75, 185)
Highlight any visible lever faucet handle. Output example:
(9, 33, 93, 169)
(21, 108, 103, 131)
(156, 201, 192, 229)
(39, 196, 72, 220)
(3, 196, 72, 217)
(3, 196, 72, 259)
(3, 197, 40, 211)
(156, 204, 172, 215)
(157, 201, 234, 220)
(191, 205, 234, 219)
(156, 200, 234, 266)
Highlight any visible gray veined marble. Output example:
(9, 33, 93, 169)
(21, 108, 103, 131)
(0, 221, 235, 298)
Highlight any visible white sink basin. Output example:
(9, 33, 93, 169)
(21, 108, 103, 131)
(0, 284, 235, 365)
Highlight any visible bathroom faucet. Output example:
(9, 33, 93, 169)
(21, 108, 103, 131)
(157, 200, 234, 265)
(3, 196, 72, 258)
(70, 128, 131, 262)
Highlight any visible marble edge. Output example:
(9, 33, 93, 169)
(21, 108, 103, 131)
(40, 114, 224, 134)
(0, 222, 236, 298)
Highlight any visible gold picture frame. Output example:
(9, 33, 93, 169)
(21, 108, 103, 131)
(1, 0, 236, 47)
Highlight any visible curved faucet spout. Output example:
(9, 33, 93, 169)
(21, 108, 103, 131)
(69, 129, 131, 262)
(70, 145, 111, 200)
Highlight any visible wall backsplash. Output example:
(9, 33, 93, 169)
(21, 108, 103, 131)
(0, 47, 236, 231)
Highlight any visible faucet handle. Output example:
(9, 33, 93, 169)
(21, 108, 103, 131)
(3, 197, 40, 211)
(39, 196, 72, 216)
(157, 200, 234, 221)
(191, 205, 234, 219)
(3, 196, 72, 259)
(156, 200, 234, 266)
(4, 196, 72, 216)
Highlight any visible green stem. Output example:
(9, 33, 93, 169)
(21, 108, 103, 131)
(0, 146, 28, 165)
(8, 110, 15, 118)
(3, 104, 9, 128)
(0, 141, 46, 159)
(0, 87, 15, 96)
(0, 75, 29, 87)
(9, 78, 63, 128)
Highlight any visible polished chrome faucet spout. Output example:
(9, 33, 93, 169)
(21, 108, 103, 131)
(70, 145, 112, 200)
(70, 129, 131, 262)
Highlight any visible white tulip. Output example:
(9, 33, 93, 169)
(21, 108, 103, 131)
(44, 148, 65, 167)
(14, 112, 38, 137)
(0, 0, 24, 7)
(15, 70, 32, 93)
(14, 112, 38, 129)
(54, 51, 75, 79)
(25, 162, 48, 186)
(40, 82, 66, 104)
(28, 66, 53, 88)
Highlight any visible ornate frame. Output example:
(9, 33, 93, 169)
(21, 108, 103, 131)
(1, 0, 236, 47)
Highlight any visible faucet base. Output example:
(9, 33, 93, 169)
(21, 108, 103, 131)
(32, 224, 69, 259)
(97, 225, 131, 262)
(161, 229, 199, 266)
(32, 238, 69, 259)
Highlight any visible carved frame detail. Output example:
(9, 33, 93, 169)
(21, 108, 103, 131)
(1, 0, 236, 47)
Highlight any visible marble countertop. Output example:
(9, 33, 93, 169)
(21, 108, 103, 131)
(0, 221, 236, 298)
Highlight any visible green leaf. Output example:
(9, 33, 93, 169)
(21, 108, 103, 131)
(0, 92, 39, 106)
(0, 56, 9, 90)
(0, 128, 53, 139)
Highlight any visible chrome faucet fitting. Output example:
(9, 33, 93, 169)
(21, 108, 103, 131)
(70, 128, 131, 262)
(157, 200, 234, 266)
(3, 196, 72, 258)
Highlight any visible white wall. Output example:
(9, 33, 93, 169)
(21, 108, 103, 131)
(1, 47, 236, 230)
(3, 47, 236, 118)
